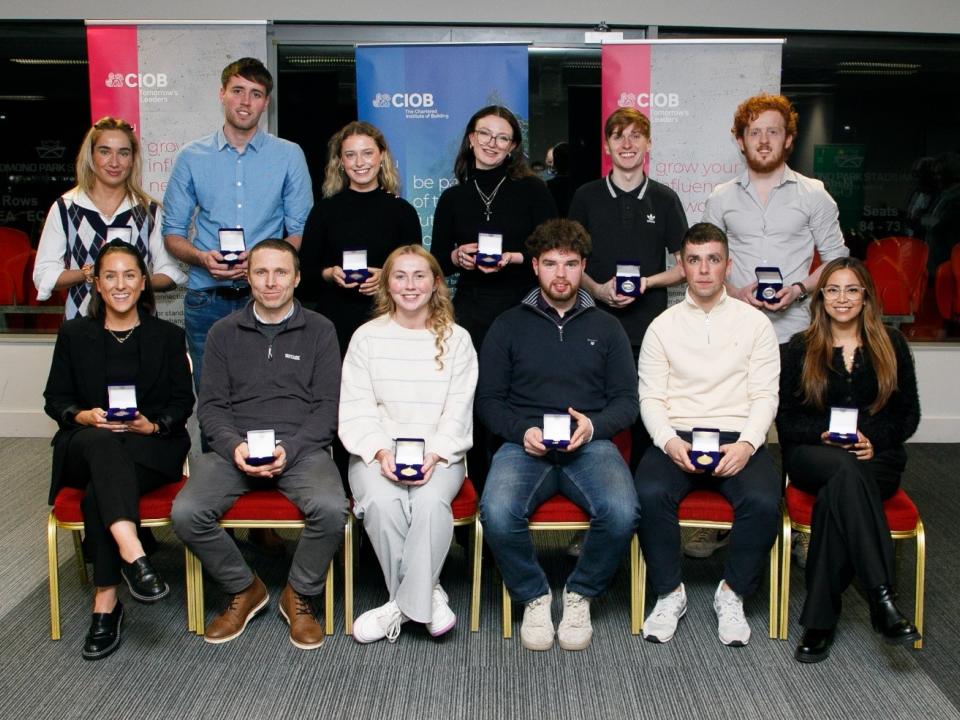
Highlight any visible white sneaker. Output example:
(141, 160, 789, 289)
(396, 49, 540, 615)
(520, 591, 554, 651)
(352, 600, 408, 644)
(643, 584, 687, 643)
(426, 585, 456, 637)
(713, 580, 751, 647)
(792, 532, 810, 569)
(683, 528, 731, 558)
(557, 588, 592, 650)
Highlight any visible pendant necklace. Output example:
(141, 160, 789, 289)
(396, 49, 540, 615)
(106, 323, 140, 344)
(475, 176, 507, 222)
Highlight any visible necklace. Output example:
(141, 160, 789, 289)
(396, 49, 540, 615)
(474, 176, 507, 222)
(106, 323, 139, 344)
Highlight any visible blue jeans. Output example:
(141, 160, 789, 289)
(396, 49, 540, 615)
(480, 440, 640, 603)
(183, 288, 249, 393)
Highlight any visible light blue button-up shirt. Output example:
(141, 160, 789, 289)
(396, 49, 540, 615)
(162, 128, 313, 290)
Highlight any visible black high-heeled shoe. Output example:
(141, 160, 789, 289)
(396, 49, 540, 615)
(121, 556, 170, 603)
(795, 627, 835, 663)
(82, 601, 124, 661)
(868, 585, 921, 645)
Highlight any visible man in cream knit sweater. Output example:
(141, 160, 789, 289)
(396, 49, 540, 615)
(635, 222, 780, 648)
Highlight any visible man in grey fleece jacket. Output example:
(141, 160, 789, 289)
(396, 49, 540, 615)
(173, 240, 347, 650)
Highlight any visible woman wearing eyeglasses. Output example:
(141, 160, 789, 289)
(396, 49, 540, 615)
(297, 121, 421, 357)
(34, 117, 185, 320)
(431, 105, 556, 487)
(776, 257, 921, 663)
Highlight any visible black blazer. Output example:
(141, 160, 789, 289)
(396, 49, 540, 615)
(43, 311, 194, 504)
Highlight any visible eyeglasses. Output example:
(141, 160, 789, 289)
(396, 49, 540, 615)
(821, 285, 865, 301)
(474, 127, 513, 148)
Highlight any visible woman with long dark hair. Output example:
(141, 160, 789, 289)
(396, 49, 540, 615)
(777, 257, 921, 663)
(43, 240, 193, 660)
(297, 120, 421, 355)
(34, 117, 185, 319)
(431, 105, 556, 486)
(339, 245, 477, 644)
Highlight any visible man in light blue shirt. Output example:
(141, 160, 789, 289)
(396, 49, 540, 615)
(163, 57, 313, 387)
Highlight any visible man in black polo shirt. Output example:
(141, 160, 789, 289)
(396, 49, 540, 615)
(569, 107, 688, 469)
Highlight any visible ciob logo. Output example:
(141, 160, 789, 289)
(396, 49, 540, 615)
(105, 72, 169, 89)
(372, 92, 435, 109)
(617, 91, 681, 108)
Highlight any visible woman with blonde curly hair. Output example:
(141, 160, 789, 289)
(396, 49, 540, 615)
(34, 117, 185, 319)
(297, 121, 421, 355)
(339, 245, 478, 644)
(777, 257, 921, 663)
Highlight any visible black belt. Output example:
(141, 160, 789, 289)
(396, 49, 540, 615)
(206, 286, 250, 300)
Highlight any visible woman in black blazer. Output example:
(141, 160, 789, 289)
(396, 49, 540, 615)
(43, 239, 193, 660)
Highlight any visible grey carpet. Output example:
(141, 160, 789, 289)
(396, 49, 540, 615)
(1, 438, 958, 719)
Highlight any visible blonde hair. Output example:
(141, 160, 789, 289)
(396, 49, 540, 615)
(321, 121, 401, 198)
(75, 117, 157, 210)
(373, 245, 454, 370)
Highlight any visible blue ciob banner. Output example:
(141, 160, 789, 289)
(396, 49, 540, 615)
(356, 44, 529, 248)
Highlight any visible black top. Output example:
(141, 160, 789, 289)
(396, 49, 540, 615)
(432, 165, 557, 305)
(297, 187, 422, 354)
(43, 313, 194, 504)
(476, 288, 638, 446)
(104, 327, 140, 385)
(568, 174, 688, 346)
(776, 326, 921, 453)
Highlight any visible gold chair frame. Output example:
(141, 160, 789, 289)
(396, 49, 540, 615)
(778, 506, 925, 648)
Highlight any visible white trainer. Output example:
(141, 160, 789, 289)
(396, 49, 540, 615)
(713, 580, 751, 647)
(426, 584, 456, 637)
(643, 584, 687, 643)
(520, 591, 554, 651)
(352, 600, 408, 644)
(683, 528, 731, 558)
(557, 588, 592, 650)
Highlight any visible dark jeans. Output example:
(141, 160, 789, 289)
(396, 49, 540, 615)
(480, 440, 640, 603)
(634, 435, 780, 597)
(784, 443, 905, 629)
(63, 428, 179, 587)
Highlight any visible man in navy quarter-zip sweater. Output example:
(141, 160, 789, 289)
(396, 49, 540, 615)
(478, 218, 639, 652)
(173, 239, 347, 651)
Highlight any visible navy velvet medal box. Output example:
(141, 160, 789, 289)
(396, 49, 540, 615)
(689, 427, 721, 472)
(755, 267, 783, 304)
(616, 261, 642, 297)
(395, 438, 426, 481)
(219, 228, 246, 265)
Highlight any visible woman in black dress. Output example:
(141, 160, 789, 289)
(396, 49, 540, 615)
(777, 257, 921, 663)
(431, 105, 557, 486)
(298, 121, 421, 355)
(43, 240, 193, 660)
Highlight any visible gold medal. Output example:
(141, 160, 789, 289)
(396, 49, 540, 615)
(696, 454, 714, 466)
(399, 467, 418, 478)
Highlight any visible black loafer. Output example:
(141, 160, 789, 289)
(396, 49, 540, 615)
(121, 556, 170, 603)
(868, 585, 921, 645)
(82, 602, 124, 661)
(795, 627, 835, 663)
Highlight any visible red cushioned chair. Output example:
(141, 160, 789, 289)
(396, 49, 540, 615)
(778, 483, 925, 648)
(0, 227, 30, 264)
(636, 489, 781, 639)
(864, 236, 929, 318)
(344, 476, 483, 635)
(499, 431, 642, 637)
(187, 489, 340, 636)
(47, 477, 191, 640)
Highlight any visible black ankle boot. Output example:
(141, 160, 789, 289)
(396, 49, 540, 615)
(795, 627, 835, 663)
(868, 585, 921, 645)
(82, 601, 124, 660)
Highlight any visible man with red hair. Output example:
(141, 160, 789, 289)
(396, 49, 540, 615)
(693, 93, 847, 559)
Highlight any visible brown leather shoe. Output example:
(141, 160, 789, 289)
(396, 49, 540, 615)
(279, 583, 325, 650)
(204, 575, 269, 644)
(249, 528, 286, 556)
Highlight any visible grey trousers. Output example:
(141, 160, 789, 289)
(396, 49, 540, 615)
(349, 456, 463, 623)
(172, 450, 347, 596)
